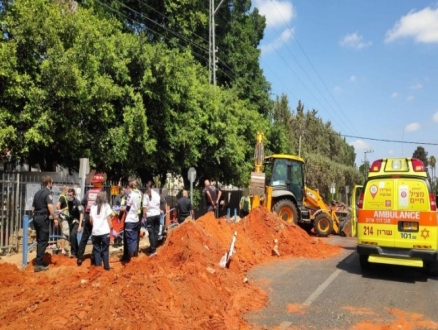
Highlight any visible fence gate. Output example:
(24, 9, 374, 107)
(1, 172, 21, 255)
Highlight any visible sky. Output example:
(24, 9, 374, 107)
(254, 0, 438, 167)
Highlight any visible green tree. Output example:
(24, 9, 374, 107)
(429, 155, 436, 180)
(429, 155, 436, 192)
(412, 146, 430, 178)
(0, 0, 154, 172)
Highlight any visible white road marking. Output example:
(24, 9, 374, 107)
(303, 269, 342, 306)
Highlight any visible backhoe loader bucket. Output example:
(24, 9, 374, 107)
(338, 211, 353, 237)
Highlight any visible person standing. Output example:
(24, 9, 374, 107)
(31, 176, 58, 272)
(66, 188, 84, 258)
(176, 190, 193, 224)
(56, 185, 69, 255)
(142, 186, 161, 257)
(111, 186, 126, 245)
(77, 173, 104, 266)
(204, 180, 222, 215)
(90, 191, 113, 271)
(239, 191, 251, 218)
(158, 188, 167, 237)
(120, 180, 142, 262)
(113, 185, 126, 209)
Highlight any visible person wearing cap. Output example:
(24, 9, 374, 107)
(77, 173, 104, 266)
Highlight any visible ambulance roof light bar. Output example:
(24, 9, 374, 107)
(369, 159, 382, 173)
(411, 158, 425, 172)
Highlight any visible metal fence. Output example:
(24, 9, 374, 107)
(0, 170, 246, 255)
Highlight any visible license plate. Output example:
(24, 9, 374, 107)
(399, 221, 418, 232)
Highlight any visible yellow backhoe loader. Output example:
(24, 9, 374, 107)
(249, 133, 350, 236)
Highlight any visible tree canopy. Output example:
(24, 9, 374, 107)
(0, 0, 361, 191)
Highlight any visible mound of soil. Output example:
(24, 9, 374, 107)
(0, 207, 341, 330)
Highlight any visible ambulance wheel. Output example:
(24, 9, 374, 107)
(273, 199, 298, 224)
(428, 260, 438, 277)
(359, 255, 370, 270)
(313, 213, 333, 237)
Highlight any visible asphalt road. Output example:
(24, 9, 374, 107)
(245, 236, 438, 330)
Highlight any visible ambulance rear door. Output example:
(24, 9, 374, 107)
(394, 178, 437, 250)
(360, 178, 395, 247)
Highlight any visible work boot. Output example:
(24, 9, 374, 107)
(119, 254, 130, 262)
(34, 265, 49, 272)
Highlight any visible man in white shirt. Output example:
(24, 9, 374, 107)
(121, 180, 142, 262)
(142, 186, 161, 257)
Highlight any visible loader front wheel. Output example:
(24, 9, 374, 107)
(273, 200, 298, 224)
(314, 213, 333, 237)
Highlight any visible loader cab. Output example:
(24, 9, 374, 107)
(264, 155, 305, 206)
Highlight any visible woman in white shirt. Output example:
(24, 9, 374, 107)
(90, 191, 113, 270)
(142, 186, 161, 257)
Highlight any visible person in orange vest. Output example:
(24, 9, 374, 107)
(77, 173, 104, 266)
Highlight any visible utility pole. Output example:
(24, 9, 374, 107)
(298, 124, 304, 157)
(209, 0, 225, 86)
(363, 149, 374, 177)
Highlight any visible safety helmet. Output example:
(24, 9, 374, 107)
(91, 173, 105, 184)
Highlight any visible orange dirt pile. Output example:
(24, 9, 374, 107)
(0, 207, 341, 330)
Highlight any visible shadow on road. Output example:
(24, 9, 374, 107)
(335, 251, 435, 283)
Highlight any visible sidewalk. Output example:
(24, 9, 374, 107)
(0, 237, 150, 268)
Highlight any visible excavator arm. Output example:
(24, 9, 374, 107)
(250, 132, 266, 209)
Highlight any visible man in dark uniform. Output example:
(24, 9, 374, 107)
(31, 175, 58, 272)
(176, 190, 193, 224)
(204, 180, 222, 217)
(66, 188, 84, 258)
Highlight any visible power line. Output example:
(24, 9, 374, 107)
(264, 33, 348, 134)
(95, 0, 236, 82)
(269, 0, 359, 135)
(216, 7, 350, 134)
(100, 0, 332, 116)
(342, 135, 438, 146)
(265, 11, 355, 135)
(116, 0, 238, 82)
(114, 0, 209, 54)
(135, 0, 241, 78)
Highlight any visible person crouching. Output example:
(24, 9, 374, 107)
(90, 191, 113, 271)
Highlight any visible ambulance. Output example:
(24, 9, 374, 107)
(354, 158, 438, 275)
